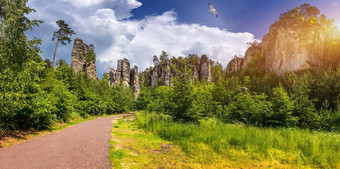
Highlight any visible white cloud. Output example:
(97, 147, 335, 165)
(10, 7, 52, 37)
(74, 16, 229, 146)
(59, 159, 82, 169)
(27, 0, 255, 77)
(61, 0, 105, 7)
(333, 1, 339, 7)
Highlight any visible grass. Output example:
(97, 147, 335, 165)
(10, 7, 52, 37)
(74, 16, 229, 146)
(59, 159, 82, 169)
(134, 111, 340, 168)
(109, 114, 301, 168)
(0, 114, 115, 148)
(109, 117, 204, 168)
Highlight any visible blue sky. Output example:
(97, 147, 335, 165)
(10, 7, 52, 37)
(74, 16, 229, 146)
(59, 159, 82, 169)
(131, 0, 340, 39)
(26, 0, 340, 78)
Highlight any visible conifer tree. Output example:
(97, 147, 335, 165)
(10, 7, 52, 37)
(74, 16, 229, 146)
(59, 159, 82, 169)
(52, 20, 75, 68)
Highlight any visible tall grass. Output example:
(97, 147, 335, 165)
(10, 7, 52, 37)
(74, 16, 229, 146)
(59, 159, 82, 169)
(135, 112, 340, 168)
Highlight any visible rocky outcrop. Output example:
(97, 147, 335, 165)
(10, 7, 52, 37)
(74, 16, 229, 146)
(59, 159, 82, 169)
(244, 45, 261, 67)
(226, 45, 262, 73)
(150, 66, 159, 89)
(226, 56, 244, 72)
(112, 59, 131, 86)
(187, 58, 200, 81)
(161, 60, 171, 87)
(263, 19, 324, 74)
(142, 54, 212, 88)
(199, 55, 212, 83)
(121, 59, 131, 85)
(130, 66, 140, 99)
(226, 4, 340, 74)
(71, 38, 98, 80)
(109, 58, 140, 98)
(108, 68, 115, 86)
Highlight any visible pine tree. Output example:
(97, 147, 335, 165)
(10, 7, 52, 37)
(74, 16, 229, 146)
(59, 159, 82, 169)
(52, 20, 76, 68)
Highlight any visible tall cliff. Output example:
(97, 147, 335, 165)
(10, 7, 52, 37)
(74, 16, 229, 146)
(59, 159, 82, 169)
(226, 4, 340, 74)
(263, 17, 324, 74)
(108, 58, 140, 98)
(71, 38, 98, 80)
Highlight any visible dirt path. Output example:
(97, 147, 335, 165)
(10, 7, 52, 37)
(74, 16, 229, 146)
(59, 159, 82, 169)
(0, 115, 124, 169)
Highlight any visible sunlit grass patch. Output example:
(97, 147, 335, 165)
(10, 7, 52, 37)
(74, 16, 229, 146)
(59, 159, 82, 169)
(135, 111, 340, 168)
(109, 114, 301, 168)
(109, 117, 203, 168)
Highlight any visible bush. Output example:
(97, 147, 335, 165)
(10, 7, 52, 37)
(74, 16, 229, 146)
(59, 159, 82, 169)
(146, 86, 173, 113)
(268, 87, 298, 127)
(135, 88, 153, 110)
(225, 92, 272, 126)
(30, 93, 56, 129)
(168, 80, 194, 122)
(187, 83, 214, 121)
(110, 85, 134, 113)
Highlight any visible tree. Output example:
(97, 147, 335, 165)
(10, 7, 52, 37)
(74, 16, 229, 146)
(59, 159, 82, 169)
(52, 20, 75, 68)
(0, 0, 43, 71)
(86, 44, 95, 63)
(56, 59, 68, 68)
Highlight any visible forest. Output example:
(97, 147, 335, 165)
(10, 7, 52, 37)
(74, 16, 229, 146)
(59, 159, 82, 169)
(0, 1, 134, 133)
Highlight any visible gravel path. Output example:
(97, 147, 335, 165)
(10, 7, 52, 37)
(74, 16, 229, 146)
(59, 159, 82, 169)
(0, 115, 124, 169)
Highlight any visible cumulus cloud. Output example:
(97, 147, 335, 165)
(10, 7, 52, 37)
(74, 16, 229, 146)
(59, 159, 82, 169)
(27, 0, 255, 78)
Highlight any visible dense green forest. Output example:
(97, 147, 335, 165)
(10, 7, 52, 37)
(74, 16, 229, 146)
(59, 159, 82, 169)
(0, 1, 134, 134)
(136, 55, 340, 130)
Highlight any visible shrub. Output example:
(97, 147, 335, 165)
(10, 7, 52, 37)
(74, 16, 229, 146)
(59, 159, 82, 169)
(269, 87, 298, 127)
(225, 92, 272, 126)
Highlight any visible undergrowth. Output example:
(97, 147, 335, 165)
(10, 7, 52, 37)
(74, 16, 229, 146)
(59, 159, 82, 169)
(135, 111, 340, 168)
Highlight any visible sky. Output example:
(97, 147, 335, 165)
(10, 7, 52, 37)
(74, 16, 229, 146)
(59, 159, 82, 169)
(26, 0, 340, 78)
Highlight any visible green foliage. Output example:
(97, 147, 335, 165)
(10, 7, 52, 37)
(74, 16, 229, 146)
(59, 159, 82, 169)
(0, 1, 133, 132)
(135, 88, 153, 110)
(225, 92, 272, 126)
(187, 83, 214, 120)
(168, 80, 194, 122)
(269, 87, 297, 127)
(86, 44, 96, 62)
(146, 86, 173, 113)
(136, 112, 340, 168)
(0, 0, 43, 71)
(52, 19, 76, 67)
(138, 60, 340, 130)
(110, 85, 134, 113)
(52, 20, 76, 45)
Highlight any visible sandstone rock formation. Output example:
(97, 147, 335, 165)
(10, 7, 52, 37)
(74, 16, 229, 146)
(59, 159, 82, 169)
(226, 4, 340, 74)
(142, 54, 212, 88)
(263, 20, 324, 74)
(150, 66, 159, 89)
(130, 66, 140, 99)
(109, 58, 140, 98)
(161, 60, 171, 87)
(71, 38, 98, 80)
(114, 58, 131, 86)
(199, 55, 212, 83)
(108, 68, 115, 86)
(226, 56, 244, 73)
(244, 45, 262, 67)
(226, 45, 261, 73)
(187, 57, 200, 81)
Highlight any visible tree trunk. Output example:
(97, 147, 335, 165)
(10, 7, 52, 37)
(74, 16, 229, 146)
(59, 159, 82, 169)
(52, 33, 61, 69)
